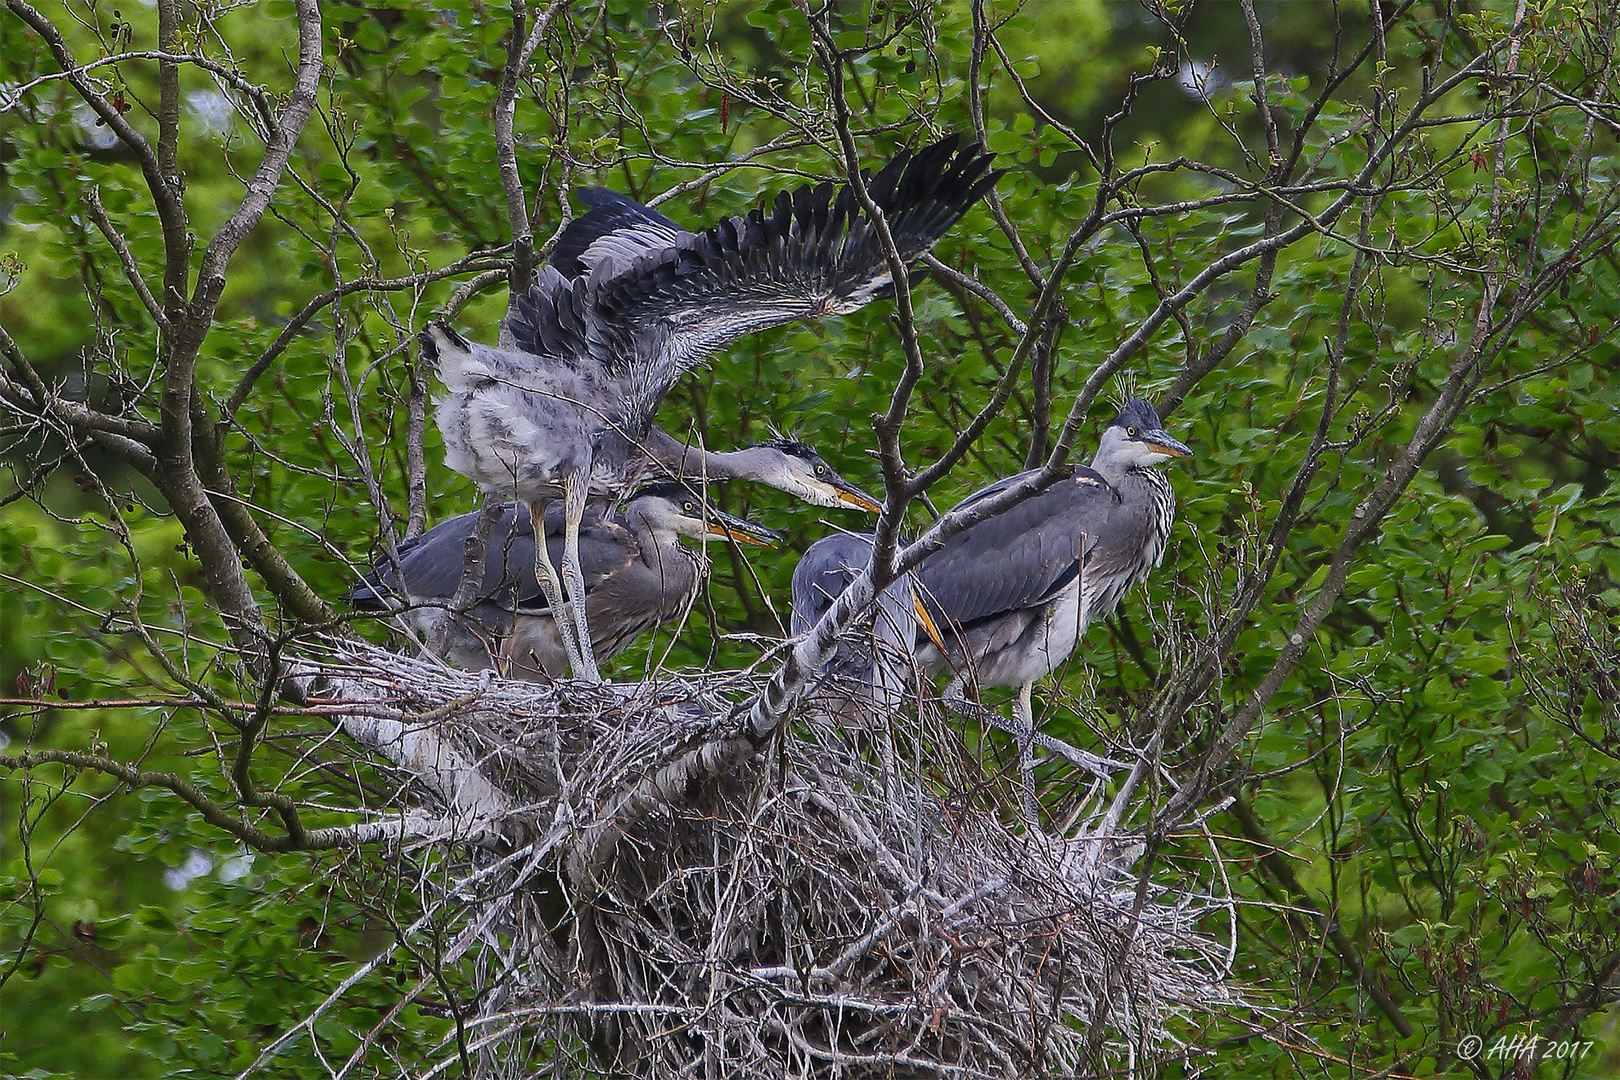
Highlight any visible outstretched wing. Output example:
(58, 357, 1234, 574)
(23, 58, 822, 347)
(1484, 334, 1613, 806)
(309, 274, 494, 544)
(548, 188, 688, 281)
(506, 135, 999, 389)
(913, 469, 1117, 630)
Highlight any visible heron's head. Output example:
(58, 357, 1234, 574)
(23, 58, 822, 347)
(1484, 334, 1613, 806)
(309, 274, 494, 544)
(632, 482, 780, 546)
(755, 440, 882, 513)
(1092, 399, 1193, 473)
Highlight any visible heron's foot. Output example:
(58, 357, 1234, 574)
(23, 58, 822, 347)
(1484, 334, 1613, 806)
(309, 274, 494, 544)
(548, 604, 591, 679)
(942, 694, 1126, 782)
(1025, 729, 1131, 780)
(568, 603, 602, 684)
(569, 647, 603, 683)
(526, 499, 591, 679)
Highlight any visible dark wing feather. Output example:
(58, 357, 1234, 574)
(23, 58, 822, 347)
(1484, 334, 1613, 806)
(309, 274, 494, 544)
(504, 266, 595, 372)
(504, 136, 998, 388)
(914, 468, 1117, 629)
(791, 532, 878, 635)
(345, 503, 620, 612)
(547, 188, 688, 281)
(511, 514, 641, 613)
(577, 540, 699, 661)
(346, 505, 532, 609)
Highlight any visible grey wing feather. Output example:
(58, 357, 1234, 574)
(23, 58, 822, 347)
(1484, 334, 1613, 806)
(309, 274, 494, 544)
(579, 541, 699, 661)
(549, 188, 689, 281)
(506, 136, 998, 389)
(513, 515, 641, 614)
(791, 532, 879, 635)
(346, 505, 533, 608)
(790, 531, 920, 695)
(914, 468, 1115, 629)
(346, 503, 618, 612)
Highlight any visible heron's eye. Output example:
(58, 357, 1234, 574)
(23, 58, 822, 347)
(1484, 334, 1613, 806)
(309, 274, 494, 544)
(815, 465, 825, 477)
(1126, 425, 1139, 438)
(684, 502, 695, 513)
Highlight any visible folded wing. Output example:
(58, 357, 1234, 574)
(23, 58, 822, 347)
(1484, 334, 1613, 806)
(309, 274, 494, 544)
(913, 470, 1115, 630)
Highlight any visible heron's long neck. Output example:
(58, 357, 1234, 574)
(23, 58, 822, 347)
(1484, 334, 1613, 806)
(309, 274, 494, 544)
(617, 507, 664, 564)
(1127, 466, 1177, 568)
(693, 447, 769, 481)
(1088, 448, 1128, 490)
(640, 427, 760, 482)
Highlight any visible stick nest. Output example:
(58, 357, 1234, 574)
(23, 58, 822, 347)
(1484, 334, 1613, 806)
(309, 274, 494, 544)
(317, 647, 1234, 1078)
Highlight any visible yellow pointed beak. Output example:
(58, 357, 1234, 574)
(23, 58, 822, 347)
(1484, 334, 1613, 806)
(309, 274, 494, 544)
(712, 523, 776, 547)
(834, 483, 883, 514)
(913, 593, 947, 654)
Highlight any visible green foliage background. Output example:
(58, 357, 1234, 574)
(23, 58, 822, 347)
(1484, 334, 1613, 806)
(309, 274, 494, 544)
(2, 0, 1617, 1076)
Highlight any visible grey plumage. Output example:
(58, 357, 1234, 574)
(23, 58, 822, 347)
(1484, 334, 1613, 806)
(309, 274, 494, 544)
(502, 482, 776, 680)
(641, 431, 880, 513)
(425, 135, 998, 681)
(546, 188, 685, 281)
(789, 400, 1192, 819)
(346, 500, 595, 670)
(791, 531, 935, 721)
(347, 482, 776, 681)
(914, 402, 1186, 688)
(348, 439, 870, 671)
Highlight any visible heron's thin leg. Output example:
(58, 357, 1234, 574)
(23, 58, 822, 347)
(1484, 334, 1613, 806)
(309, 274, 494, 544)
(561, 469, 602, 683)
(942, 672, 1028, 819)
(1014, 682, 1040, 825)
(941, 676, 1127, 796)
(526, 497, 587, 678)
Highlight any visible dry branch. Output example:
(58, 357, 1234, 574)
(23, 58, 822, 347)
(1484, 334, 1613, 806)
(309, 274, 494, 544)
(288, 645, 1233, 1077)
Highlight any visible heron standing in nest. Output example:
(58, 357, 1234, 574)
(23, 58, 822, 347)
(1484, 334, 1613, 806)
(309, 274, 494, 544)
(348, 439, 875, 670)
(790, 400, 1193, 820)
(348, 481, 777, 679)
(424, 135, 999, 681)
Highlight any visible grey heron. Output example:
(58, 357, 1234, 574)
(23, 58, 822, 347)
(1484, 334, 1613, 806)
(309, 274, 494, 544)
(347, 439, 870, 670)
(515, 211, 883, 517)
(789, 400, 1192, 819)
(790, 531, 941, 722)
(347, 481, 776, 680)
(424, 135, 998, 681)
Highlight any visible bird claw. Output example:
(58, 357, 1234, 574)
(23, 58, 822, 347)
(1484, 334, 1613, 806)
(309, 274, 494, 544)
(943, 694, 1126, 781)
(1026, 731, 1130, 780)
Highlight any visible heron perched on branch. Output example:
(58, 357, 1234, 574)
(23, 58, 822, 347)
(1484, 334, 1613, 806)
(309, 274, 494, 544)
(423, 135, 999, 681)
(347, 481, 777, 680)
(790, 400, 1192, 820)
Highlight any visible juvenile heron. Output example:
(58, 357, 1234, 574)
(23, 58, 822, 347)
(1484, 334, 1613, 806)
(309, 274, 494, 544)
(425, 135, 998, 681)
(790, 531, 940, 721)
(347, 482, 776, 680)
(789, 400, 1192, 818)
(348, 439, 870, 670)
(639, 431, 880, 514)
(914, 399, 1191, 814)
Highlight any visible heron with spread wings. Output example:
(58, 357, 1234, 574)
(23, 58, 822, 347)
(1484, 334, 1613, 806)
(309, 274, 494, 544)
(423, 136, 998, 681)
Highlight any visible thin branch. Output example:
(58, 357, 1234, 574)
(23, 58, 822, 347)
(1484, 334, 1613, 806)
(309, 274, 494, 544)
(494, 0, 572, 295)
(81, 186, 167, 327)
(223, 252, 510, 423)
